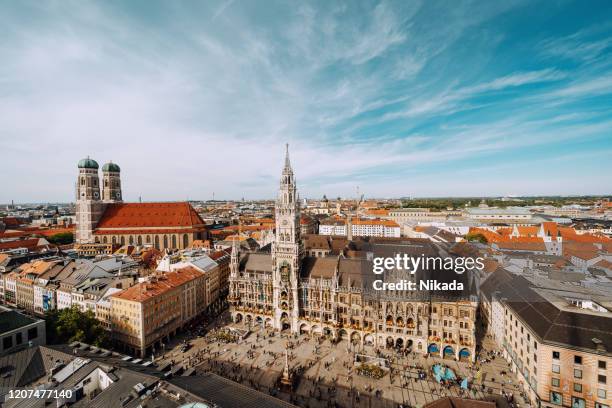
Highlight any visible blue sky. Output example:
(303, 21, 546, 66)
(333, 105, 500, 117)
(1, 0, 611, 202)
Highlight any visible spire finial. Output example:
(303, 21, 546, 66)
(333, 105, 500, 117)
(232, 231, 238, 253)
(284, 143, 291, 169)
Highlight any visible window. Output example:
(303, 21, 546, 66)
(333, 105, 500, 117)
(574, 383, 582, 392)
(574, 369, 582, 379)
(27, 327, 38, 340)
(597, 389, 606, 399)
(550, 391, 563, 405)
(599, 360, 607, 369)
(553, 351, 560, 359)
(16, 332, 22, 345)
(551, 378, 560, 387)
(598, 375, 606, 384)
(552, 364, 560, 373)
(574, 355, 582, 364)
(572, 397, 585, 408)
(2, 336, 13, 350)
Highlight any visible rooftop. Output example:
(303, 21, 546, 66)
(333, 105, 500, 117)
(111, 267, 203, 302)
(0, 308, 40, 334)
(95, 202, 206, 230)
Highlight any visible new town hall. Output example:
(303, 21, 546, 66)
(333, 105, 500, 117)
(229, 147, 478, 361)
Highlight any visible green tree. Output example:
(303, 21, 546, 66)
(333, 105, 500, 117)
(465, 232, 488, 244)
(46, 307, 110, 347)
(47, 232, 74, 245)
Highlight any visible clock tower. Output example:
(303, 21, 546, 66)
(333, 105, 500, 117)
(272, 144, 303, 332)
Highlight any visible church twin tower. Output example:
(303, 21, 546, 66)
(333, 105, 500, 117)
(75, 157, 122, 244)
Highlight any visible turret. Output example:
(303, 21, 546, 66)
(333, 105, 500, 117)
(230, 236, 240, 278)
(75, 157, 105, 244)
(76, 156, 100, 201)
(102, 161, 122, 202)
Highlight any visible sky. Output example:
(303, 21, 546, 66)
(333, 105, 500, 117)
(1, 0, 611, 203)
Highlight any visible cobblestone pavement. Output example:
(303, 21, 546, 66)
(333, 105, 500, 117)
(156, 315, 528, 408)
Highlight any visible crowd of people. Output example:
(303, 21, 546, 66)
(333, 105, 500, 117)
(156, 318, 529, 408)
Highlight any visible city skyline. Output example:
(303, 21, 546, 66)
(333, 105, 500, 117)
(1, 1, 612, 202)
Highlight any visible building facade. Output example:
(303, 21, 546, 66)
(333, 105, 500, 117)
(110, 267, 206, 356)
(319, 217, 401, 238)
(482, 271, 611, 408)
(0, 306, 46, 356)
(228, 146, 477, 361)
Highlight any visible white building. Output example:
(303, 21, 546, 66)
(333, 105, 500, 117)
(464, 207, 534, 224)
(319, 217, 400, 238)
(56, 289, 73, 310)
(386, 208, 450, 224)
(490, 292, 506, 347)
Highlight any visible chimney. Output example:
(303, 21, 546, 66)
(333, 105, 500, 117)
(592, 338, 606, 352)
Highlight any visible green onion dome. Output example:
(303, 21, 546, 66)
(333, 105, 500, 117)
(102, 162, 121, 172)
(77, 157, 99, 169)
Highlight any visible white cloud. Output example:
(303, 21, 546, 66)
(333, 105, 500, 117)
(0, 1, 610, 202)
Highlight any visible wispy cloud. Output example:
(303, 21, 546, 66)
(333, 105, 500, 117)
(0, 0, 610, 202)
(539, 24, 612, 63)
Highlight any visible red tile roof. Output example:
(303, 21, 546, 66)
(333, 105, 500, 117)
(111, 266, 203, 302)
(0, 231, 29, 238)
(210, 248, 231, 260)
(95, 202, 206, 230)
(94, 228, 199, 235)
(0, 238, 46, 251)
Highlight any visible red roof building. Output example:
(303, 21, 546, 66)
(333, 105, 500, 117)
(91, 203, 207, 250)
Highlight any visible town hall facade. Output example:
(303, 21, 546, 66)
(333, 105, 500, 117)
(228, 146, 478, 361)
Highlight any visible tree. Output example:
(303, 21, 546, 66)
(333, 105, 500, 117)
(47, 232, 74, 245)
(465, 233, 488, 244)
(46, 306, 110, 347)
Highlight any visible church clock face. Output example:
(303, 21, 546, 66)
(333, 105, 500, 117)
(280, 262, 290, 282)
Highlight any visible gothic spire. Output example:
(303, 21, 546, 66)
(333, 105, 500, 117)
(284, 143, 292, 173)
(231, 230, 239, 259)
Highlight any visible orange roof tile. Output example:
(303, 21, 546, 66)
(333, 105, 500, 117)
(19, 260, 58, 275)
(95, 202, 205, 230)
(352, 218, 399, 227)
(0, 238, 45, 251)
(516, 226, 538, 237)
(94, 228, 198, 235)
(594, 259, 612, 269)
(111, 266, 202, 302)
(365, 209, 390, 216)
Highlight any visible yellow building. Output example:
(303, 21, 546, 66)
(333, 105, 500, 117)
(110, 267, 206, 356)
